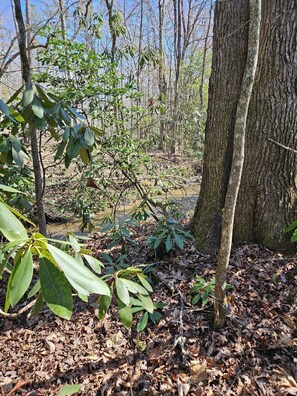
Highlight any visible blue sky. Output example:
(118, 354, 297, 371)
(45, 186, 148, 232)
(1, 0, 38, 32)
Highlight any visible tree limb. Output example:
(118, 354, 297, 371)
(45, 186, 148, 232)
(268, 138, 297, 155)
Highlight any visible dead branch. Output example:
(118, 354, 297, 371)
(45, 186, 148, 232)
(268, 138, 297, 155)
(0, 299, 36, 318)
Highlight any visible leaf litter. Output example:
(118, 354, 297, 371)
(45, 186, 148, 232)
(0, 222, 296, 395)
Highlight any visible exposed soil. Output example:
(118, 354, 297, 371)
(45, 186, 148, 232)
(0, 222, 296, 395)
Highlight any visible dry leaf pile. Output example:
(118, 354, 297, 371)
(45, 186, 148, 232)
(0, 224, 296, 395)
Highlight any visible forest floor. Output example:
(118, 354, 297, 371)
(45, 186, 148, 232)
(0, 221, 296, 396)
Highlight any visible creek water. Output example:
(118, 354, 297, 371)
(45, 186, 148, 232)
(46, 186, 199, 239)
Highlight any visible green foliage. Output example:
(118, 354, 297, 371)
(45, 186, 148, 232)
(0, 165, 33, 211)
(98, 266, 155, 329)
(101, 217, 138, 254)
(285, 220, 297, 242)
(190, 276, 215, 306)
(134, 301, 166, 332)
(147, 218, 193, 256)
(0, 83, 100, 169)
(0, 192, 156, 331)
(57, 384, 81, 396)
(190, 276, 232, 306)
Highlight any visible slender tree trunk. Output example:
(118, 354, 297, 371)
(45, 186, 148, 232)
(171, 0, 182, 154)
(13, 0, 47, 236)
(25, 0, 31, 69)
(214, 0, 261, 329)
(105, 0, 116, 63)
(58, 0, 67, 42)
(158, 0, 166, 150)
(136, 0, 144, 141)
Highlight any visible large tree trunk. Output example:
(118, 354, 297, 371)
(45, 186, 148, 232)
(192, 0, 297, 253)
(214, 0, 261, 329)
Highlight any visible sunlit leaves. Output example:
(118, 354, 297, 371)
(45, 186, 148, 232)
(0, 99, 12, 117)
(0, 83, 97, 169)
(136, 312, 148, 332)
(47, 244, 110, 296)
(40, 257, 73, 320)
(0, 203, 157, 330)
(0, 201, 28, 241)
(116, 277, 130, 305)
(6, 248, 33, 309)
(98, 293, 112, 320)
(22, 85, 34, 106)
(57, 384, 81, 396)
(118, 304, 133, 328)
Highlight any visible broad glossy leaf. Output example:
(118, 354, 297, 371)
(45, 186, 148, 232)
(84, 128, 94, 146)
(291, 232, 297, 242)
(116, 278, 130, 305)
(0, 99, 11, 116)
(0, 138, 9, 153)
(139, 294, 154, 313)
(32, 115, 46, 130)
(137, 312, 148, 332)
(35, 84, 56, 107)
(47, 244, 110, 296)
(285, 220, 297, 232)
(0, 202, 28, 241)
(77, 292, 88, 302)
(28, 279, 41, 298)
(12, 147, 28, 166)
(67, 276, 90, 296)
(120, 278, 149, 296)
(98, 294, 112, 319)
(79, 147, 90, 164)
(54, 140, 67, 161)
(149, 311, 163, 324)
(66, 138, 80, 159)
(9, 135, 22, 152)
(57, 384, 81, 396)
(83, 254, 103, 274)
(60, 107, 72, 125)
(3, 203, 35, 227)
(165, 235, 173, 252)
(9, 109, 24, 122)
(68, 235, 80, 253)
(173, 232, 184, 249)
(153, 237, 163, 250)
(192, 294, 201, 305)
(40, 258, 72, 319)
(0, 184, 24, 194)
(137, 274, 153, 292)
(23, 86, 34, 106)
(31, 293, 44, 317)
(8, 249, 33, 307)
(32, 98, 44, 119)
(65, 104, 86, 120)
(119, 305, 133, 328)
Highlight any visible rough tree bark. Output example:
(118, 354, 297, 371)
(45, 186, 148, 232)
(199, 0, 212, 112)
(13, 0, 47, 235)
(214, 0, 261, 329)
(192, 0, 297, 253)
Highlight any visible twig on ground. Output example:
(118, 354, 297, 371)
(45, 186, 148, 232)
(173, 289, 188, 364)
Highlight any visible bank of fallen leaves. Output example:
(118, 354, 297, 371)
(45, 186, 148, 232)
(0, 223, 296, 396)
